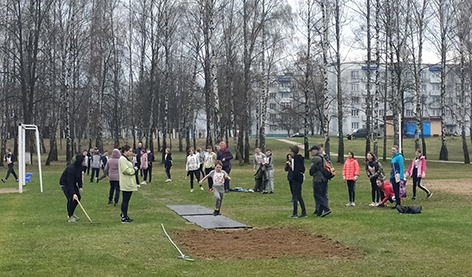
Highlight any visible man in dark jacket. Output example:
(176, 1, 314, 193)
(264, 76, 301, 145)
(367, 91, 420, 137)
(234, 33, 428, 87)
(287, 145, 307, 218)
(60, 154, 85, 222)
(309, 145, 331, 217)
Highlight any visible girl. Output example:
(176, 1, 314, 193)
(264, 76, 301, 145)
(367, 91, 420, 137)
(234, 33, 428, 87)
(186, 148, 202, 192)
(342, 151, 360, 206)
(263, 149, 274, 194)
(119, 145, 138, 223)
(140, 149, 148, 185)
(164, 148, 172, 182)
(405, 149, 432, 200)
(199, 161, 231, 216)
(365, 151, 385, 206)
(59, 154, 85, 222)
(104, 149, 121, 206)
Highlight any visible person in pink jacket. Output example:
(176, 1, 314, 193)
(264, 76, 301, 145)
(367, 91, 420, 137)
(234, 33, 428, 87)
(405, 149, 432, 200)
(343, 151, 360, 206)
(140, 149, 148, 185)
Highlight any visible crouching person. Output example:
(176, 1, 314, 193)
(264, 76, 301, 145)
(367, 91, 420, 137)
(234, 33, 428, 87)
(376, 177, 395, 207)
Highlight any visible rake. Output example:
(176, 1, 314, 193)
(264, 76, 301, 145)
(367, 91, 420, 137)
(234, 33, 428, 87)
(76, 199, 101, 225)
(161, 223, 194, 262)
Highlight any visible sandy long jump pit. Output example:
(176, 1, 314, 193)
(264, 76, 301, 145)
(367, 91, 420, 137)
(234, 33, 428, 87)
(176, 228, 364, 259)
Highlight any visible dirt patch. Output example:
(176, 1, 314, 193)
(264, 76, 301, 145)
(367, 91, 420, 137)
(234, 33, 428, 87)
(0, 188, 19, 194)
(176, 228, 364, 259)
(423, 179, 472, 195)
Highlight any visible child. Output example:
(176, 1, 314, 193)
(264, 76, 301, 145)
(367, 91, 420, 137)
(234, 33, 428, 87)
(2, 148, 18, 183)
(140, 149, 148, 184)
(376, 178, 396, 207)
(164, 148, 172, 182)
(342, 151, 360, 206)
(204, 145, 217, 192)
(200, 161, 231, 216)
(405, 149, 432, 200)
(186, 148, 202, 192)
(263, 149, 274, 194)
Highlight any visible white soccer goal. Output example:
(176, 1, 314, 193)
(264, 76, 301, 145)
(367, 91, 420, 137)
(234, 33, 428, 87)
(18, 124, 44, 193)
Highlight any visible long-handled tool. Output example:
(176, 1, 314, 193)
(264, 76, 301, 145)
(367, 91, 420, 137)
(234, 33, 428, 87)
(161, 224, 194, 262)
(76, 199, 101, 225)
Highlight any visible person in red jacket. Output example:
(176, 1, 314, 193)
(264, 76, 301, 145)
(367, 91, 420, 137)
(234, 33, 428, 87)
(376, 178, 396, 207)
(342, 151, 360, 206)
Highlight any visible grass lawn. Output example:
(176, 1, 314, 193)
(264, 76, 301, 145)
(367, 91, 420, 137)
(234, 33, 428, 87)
(1, 137, 472, 276)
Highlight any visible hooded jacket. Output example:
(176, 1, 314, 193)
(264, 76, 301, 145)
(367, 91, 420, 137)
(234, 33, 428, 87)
(390, 152, 405, 180)
(309, 154, 327, 183)
(405, 156, 426, 179)
(59, 154, 84, 195)
(104, 149, 121, 181)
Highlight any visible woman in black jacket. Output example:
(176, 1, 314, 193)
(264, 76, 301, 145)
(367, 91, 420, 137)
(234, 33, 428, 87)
(287, 145, 307, 218)
(60, 154, 85, 222)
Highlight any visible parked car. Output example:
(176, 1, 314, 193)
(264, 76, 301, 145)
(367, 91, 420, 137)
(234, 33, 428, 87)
(289, 133, 305, 137)
(346, 128, 382, 140)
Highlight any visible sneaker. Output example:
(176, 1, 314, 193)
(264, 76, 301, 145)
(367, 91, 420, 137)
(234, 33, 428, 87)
(427, 193, 433, 199)
(136, 184, 140, 188)
(200, 186, 204, 191)
(213, 210, 220, 216)
(412, 196, 416, 201)
(208, 189, 213, 193)
(299, 213, 308, 218)
(165, 179, 172, 182)
(263, 191, 268, 194)
(351, 202, 356, 206)
(140, 181, 147, 185)
(68, 216, 77, 223)
(345, 202, 352, 207)
(321, 210, 331, 217)
(313, 210, 318, 215)
(369, 202, 376, 206)
(121, 217, 133, 223)
(1, 179, 5, 183)
(289, 214, 298, 218)
(72, 214, 79, 220)
(270, 191, 274, 194)
(15, 179, 19, 182)
(377, 203, 385, 207)
(190, 189, 194, 192)
(108, 200, 113, 205)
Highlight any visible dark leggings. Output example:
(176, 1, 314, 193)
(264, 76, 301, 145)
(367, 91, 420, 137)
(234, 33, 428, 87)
(370, 178, 381, 202)
(390, 178, 401, 206)
(62, 186, 80, 217)
(188, 170, 201, 189)
(148, 165, 153, 182)
(121, 191, 133, 218)
(165, 165, 171, 179)
(347, 180, 356, 202)
(142, 168, 148, 181)
(5, 164, 18, 180)
(290, 180, 306, 215)
(412, 176, 430, 197)
(109, 181, 120, 203)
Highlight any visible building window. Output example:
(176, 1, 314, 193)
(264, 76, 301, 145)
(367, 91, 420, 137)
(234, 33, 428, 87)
(269, 114, 277, 120)
(280, 102, 291, 109)
(269, 103, 276, 109)
(352, 96, 360, 104)
(432, 109, 440, 116)
(351, 71, 359, 80)
(269, 93, 276, 99)
(406, 109, 414, 117)
(351, 122, 359, 129)
(378, 109, 384, 116)
(351, 109, 359, 117)
(270, 125, 278, 131)
(351, 83, 359, 92)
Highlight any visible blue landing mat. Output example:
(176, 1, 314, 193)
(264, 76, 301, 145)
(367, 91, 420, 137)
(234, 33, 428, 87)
(166, 204, 251, 229)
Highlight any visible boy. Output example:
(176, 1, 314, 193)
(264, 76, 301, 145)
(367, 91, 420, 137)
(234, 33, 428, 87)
(199, 161, 231, 216)
(376, 177, 396, 207)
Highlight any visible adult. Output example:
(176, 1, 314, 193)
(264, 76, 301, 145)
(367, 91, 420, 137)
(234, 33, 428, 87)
(253, 148, 266, 192)
(2, 148, 18, 183)
(389, 145, 404, 207)
(405, 149, 432, 200)
(365, 151, 385, 206)
(134, 142, 143, 185)
(104, 149, 121, 206)
(309, 145, 331, 217)
(119, 145, 138, 223)
(217, 141, 233, 192)
(59, 154, 85, 222)
(287, 145, 307, 218)
(186, 148, 202, 192)
(90, 147, 101, 183)
(203, 145, 217, 192)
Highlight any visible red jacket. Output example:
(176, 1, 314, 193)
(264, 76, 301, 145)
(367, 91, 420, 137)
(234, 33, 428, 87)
(380, 181, 395, 204)
(342, 158, 360, 180)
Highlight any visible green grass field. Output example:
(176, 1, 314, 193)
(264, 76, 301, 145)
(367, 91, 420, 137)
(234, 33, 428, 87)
(1, 137, 472, 276)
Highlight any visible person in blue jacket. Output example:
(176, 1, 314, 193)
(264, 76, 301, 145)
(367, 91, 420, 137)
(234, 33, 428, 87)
(389, 145, 404, 207)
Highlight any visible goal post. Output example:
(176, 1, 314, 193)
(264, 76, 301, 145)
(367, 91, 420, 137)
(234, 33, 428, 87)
(18, 124, 44, 193)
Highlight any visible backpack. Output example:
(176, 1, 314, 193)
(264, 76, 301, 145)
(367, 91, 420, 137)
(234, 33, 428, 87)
(321, 155, 336, 179)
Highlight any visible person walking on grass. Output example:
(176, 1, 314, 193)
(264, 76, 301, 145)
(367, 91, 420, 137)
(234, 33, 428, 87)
(287, 145, 307, 218)
(366, 151, 385, 206)
(186, 148, 202, 192)
(309, 145, 331, 217)
(140, 149, 148, 185)
(90, 147, 101, 183)
(104, 149, 121, 206)
(2, 148, 18, 183)
(119, 145, 138, 223)
(164, 148, 172, 182)
(59, 154, 85, 222)
(146, 148, 155, 183)
(405, 149, 432, 200)
(342, 151, 360, 207)
(389, 145, 404, 207)
(263, 149, 274, 194)
(204, 145, 217, 192)
(199, 161, 231, 216)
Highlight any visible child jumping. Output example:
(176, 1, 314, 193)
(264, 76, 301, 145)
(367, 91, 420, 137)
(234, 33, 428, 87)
(200, 161, 231, 216)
